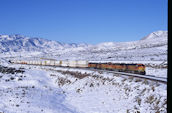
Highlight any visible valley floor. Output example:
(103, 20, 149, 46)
(0, 63, 167, 113)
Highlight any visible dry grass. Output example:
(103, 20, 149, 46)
(76, 88, 82, 93)
(122, 78, 127, 82)
(142, 79, 149, 85)
(145, 95, 156, 104)
(134, 78, 142, 82)
(140, 88, 147, 95)
(56, 70, 91, 79)
(56, 77, 71, 86)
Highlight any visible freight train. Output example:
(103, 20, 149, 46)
(10, 60, 146, 75)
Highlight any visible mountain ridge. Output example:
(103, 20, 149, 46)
(0, 31, 167, 61)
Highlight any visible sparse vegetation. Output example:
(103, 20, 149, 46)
(145, 95, 156, 104)
(57, 77, 71, 86)
(0, 65, 25, 74)
(54, 70, 91, 79)
(140, 88, 147, 95)
(134, 78, 142, 82)
(4, 66, 164, 113)
(142, 79, 149, 85)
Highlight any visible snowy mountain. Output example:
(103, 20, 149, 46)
(0, 31, 167, 61)
(0, 34, 89, 53)
(141, 31, 167, 40)
(45, 30, 167, 61)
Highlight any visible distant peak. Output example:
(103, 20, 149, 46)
(141, 31, 167, 40)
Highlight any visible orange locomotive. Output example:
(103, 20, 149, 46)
(88, 62, 146, 75)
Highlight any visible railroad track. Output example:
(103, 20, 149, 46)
(40, 65, 167, 83)
(90, 68, 167, 83)
(57, 66, 167, 83)
(15, 63, 167, 83)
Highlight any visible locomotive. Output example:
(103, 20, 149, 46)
(88, 62, 145, 75)
(10, 60, 146, 75)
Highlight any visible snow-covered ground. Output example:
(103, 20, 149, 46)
(0, 62, 167, 113)
(0, 65, 79, 113)
(0, 30, 167, 112)
(146, 67, 167, 78)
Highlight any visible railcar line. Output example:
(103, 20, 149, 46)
(17, 63, 167, 84)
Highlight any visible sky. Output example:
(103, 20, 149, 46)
(0, 0, 167, 44)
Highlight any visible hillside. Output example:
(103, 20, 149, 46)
(0, 63, 167, 113)
(0, 31, 167, 61)
(43, 31, 167, 61)
(0, 31, 167, 113)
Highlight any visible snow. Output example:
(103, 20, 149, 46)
(0, 31, 167, 61)
(45, 66, 167, 113)
(141, 31, 167, 40)
(146, 67, 167, 78)
(0, 65, 79, 113)
(0, 30, 168, 113)
(0, 62, 167, 113)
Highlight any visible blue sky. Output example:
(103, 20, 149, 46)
(0, 0, 167, 44)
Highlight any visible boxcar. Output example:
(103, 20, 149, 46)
(61, 61, 69, 67)
(77, 61, 88, 68)
(69, 61, 77, 67)
(54, 61, 61, 66)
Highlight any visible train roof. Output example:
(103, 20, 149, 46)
(88, 62, 145, 66)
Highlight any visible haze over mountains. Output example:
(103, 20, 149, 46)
(0, 31, 167, 61)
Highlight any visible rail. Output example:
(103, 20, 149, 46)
(11, 62, 167, 83)
(90, 68, 167, 83)
(62, 67, 167, 83)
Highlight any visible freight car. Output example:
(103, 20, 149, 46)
(10, 60, 146, 75)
